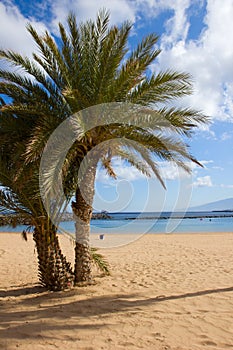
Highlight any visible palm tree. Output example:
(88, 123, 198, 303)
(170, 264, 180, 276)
(0, 102, 109, 289)
(0, 9, 208, 285)
(0, 105, 74, 290)
(0, 162, 74, 291)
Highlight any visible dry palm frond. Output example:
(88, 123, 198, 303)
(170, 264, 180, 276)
(91, 247, 110, 275)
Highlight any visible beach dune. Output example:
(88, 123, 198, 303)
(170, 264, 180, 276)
(0, 232, 233, 349)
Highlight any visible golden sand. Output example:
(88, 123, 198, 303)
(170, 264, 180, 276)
(0, 231, 233, 349)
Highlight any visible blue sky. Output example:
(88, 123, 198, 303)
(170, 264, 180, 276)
(0, 0, 233, 212)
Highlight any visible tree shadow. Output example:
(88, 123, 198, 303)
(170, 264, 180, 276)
(148, 285, 233, 303)
(0, 285, 232, 342)
(0, 285, 45, 298)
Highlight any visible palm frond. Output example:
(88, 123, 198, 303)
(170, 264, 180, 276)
(91, 247, 110, 275)
(111, 148, 152, 178)
(129, 70, 193, 105)
(0, 188, 32, 217)
(101, 157, 117, 179)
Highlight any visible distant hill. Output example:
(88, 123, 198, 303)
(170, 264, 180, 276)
(190, 198, 233, 211)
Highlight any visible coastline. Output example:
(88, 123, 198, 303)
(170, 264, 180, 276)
(1, 231, 233, 349)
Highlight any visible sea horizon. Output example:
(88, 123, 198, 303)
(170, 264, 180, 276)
(1, 210, 232, 234)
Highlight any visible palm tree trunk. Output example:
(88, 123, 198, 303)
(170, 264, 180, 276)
(33, 219, 74, 291)
(72, 162, 97, 285)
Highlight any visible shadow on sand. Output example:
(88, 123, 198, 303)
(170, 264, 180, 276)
(0, 285, 45, 298)
(0, 284, 233, 342)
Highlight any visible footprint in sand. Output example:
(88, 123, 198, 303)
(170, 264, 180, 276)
(201, 340, 218, 346)
(0, 249, 5, 258)
(153, 332, 165, 342)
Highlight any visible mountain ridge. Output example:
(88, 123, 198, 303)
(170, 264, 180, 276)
(190, 198, 233, 211)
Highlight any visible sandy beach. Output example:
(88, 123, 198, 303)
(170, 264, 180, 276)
(0, 231, 233, 350)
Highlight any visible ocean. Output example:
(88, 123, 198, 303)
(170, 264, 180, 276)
(1, 211, 232, 234)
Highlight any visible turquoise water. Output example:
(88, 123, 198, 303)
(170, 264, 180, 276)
(64, 216, 233, 234)
(1, 212, 232, 234)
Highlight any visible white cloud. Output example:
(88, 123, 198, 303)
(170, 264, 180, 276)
(221, 131, 232, 141)
(47, 0, 135, 33)
(220, 184, 233, 188)
(193, 175, 213, 187)
(160, 0, 192, 43)
(96, 158, 187, 184)
(158, 159, 213, 180)
(198, 160, 213, 166)
(158, 161, 190, 180)
(0, 1, 47, 56)
(157, 0, 233, 122)
(48, 0, 199, 33)
(96, 158, 146, 183)
(96, 158, 212, 184)
(0, 0, 201, 51)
